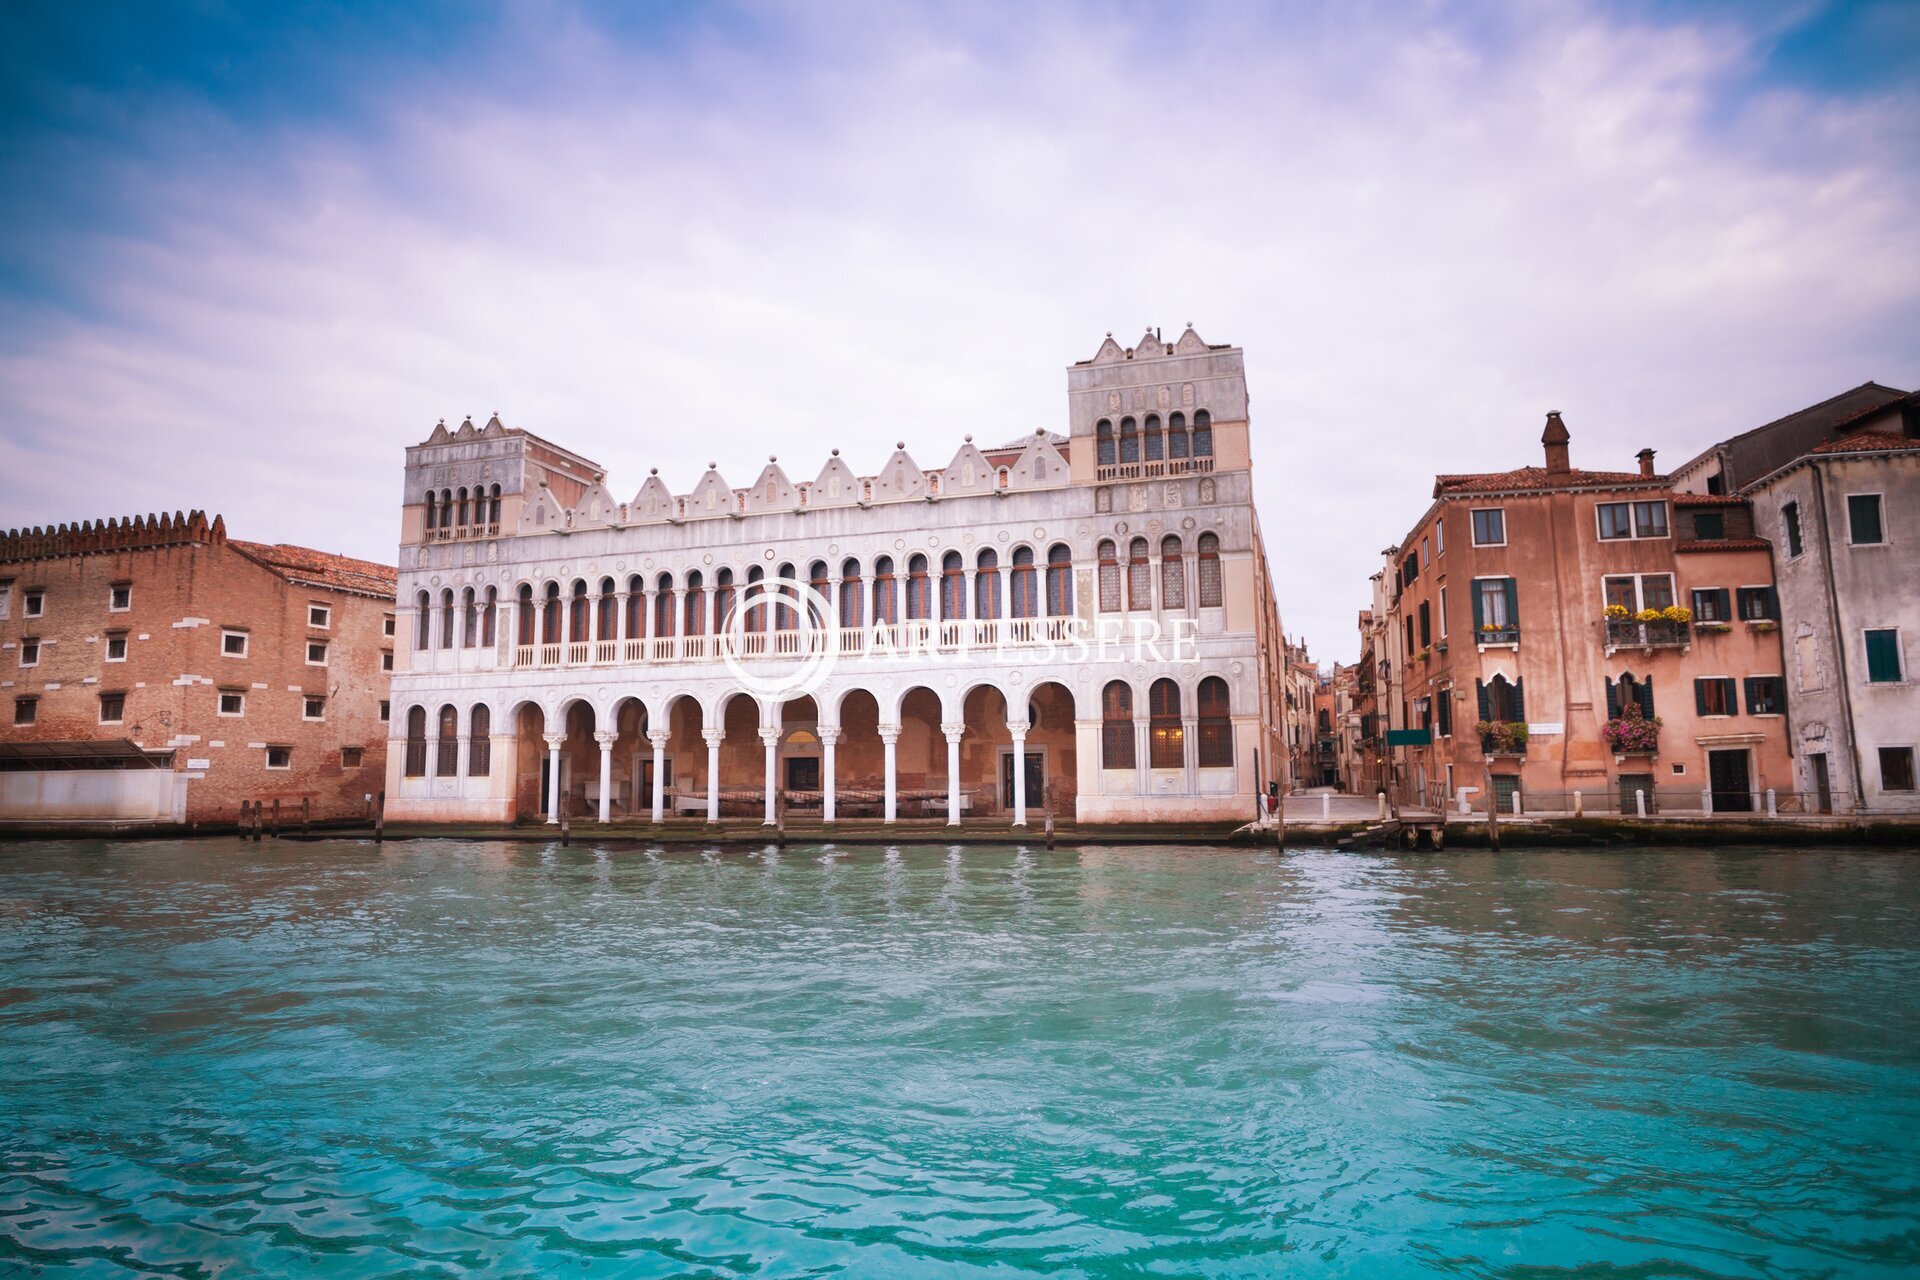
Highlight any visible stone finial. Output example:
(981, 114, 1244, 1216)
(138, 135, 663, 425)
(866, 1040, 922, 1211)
(650, 467, 658, 475)
(896, 441, 905, 449)
(964, 434, 973, 442)
(831, 448, 840, 456)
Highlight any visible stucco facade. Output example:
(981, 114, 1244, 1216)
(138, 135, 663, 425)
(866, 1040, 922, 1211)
(385, 327, 1288, 827)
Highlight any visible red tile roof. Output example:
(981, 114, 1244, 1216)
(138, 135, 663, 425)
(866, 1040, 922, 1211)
(1433, 465, 1656, 496)
(1674, 492, 1740, 507)
(231, 541, 398, 598)
(1809, 428, 1920, 456)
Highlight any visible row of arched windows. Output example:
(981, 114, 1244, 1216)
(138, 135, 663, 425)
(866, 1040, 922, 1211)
(1096, 533, 1222, 612)
(403, 704, 491, 777)
(508, 545, 1081, 643)
(425, 484, 503, 531)
(1095, 411, 1213, 467)
(1100, 677, 1234, 768)
(415, 587, 500, 650)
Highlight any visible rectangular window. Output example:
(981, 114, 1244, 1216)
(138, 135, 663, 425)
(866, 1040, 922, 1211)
(1882, 747, 1916, 792)
(382, 614, 396, 638)
(1691, 511, 1725, 540)
(1782, 501, 1803, 558)
(218, 690, 245, 716)
(305, 641, 328, 665)
(1401, 553, 1417, 586)
(1866, 629, 1903, 683)
(1471, 508, 1506, 546)
(109, 582, 131, 611)
(308, 604, 332, 629)
(105, 632, 128, 662)
(1436, 688, 1452, 737)
(303, 695, 326, 721)
(19, 637, 39, 667)
(341, 746, 364, 769)
(0, 578, 12, 620)
(1418, 601, 1431, 648)
(381, 651, 394, 672)
(1847, 494, 1885, 545)
(1632, 501, 1669, 538)
(1691, 588, 1731, 622)
(1474, 578, 1516, 634)
(1744, 675, 1785, 715)
(24, 590, 44, 617)
(266, 745, 292, 770)
(1606, 574, 1674, 613)
(1694, 677, 1736, 717)
(222, 629, 248, 657)
(1438, 586, 1449, 638)
(98, 692, 125, 724)
(1737, 586, 1778, 621)
(379, 699, 391, 722)
(1436, 520, 1445, 555)
(1597, 502, 1633, 540)
(13, 696, 35, 726)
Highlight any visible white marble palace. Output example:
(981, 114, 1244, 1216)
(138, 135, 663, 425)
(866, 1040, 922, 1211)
(385, 327, 1289, 826)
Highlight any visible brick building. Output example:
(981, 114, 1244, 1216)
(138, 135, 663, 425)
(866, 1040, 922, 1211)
(1371, 415, 1794, 816)
(0, 511, 396, 826)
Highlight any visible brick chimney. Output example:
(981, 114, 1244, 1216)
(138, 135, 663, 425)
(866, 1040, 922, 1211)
(1542, 411, 1570, 475)
(1637, 448, 1656, 478)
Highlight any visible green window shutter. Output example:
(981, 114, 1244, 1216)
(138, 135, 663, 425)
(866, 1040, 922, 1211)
(1694, 679, 1709, 715)
(1866, 630, 1902, 682)
(1639, 678, 1655, 719)
(1605, 679, 1620, 719)
(1723, 678, 1738, 714)
(1512, 678, 1526, 722)
(1502, 578, 1518, 629)
(1476, 679, 1489, 720)
(1471, 585, 1485, 631)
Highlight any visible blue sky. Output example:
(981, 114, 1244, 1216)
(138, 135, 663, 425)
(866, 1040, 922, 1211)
(2, 0, 1916, 659)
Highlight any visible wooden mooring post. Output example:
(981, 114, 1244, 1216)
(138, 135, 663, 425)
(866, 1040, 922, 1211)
(300, 796, 310, 835)
(1484, 787, 1501, 851)
(252, 801, 263, 842)
(1043, 782, 1056, 850)
(269, 798, 281, 839)
(374, 791, 386, 843)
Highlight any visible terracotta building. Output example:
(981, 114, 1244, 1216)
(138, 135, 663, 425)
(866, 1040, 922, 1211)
(1373, 415, 1794, 815)
(0, 511, 396, 826)
(385, 326, 1290, 827)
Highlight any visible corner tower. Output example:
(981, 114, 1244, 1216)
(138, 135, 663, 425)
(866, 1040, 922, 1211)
(1065, 325, 1250, 486)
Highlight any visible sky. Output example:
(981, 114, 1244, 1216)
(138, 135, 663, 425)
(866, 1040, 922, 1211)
(2, 0, 1916, 663)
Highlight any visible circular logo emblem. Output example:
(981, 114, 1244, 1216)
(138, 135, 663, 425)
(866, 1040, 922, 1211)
(717, 574, 838, 701)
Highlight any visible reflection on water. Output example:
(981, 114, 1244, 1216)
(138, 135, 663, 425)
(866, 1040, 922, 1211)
(2, 840, 1917, 1277)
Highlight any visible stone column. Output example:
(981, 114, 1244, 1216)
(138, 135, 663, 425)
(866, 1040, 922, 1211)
(1135, 718, 1150, 795)
(828, 575, 844, 640)
(1009, 723, 1028, 826)
(594, 729, 616, 823)
(643, 589, 658, 649)
(760, 726, 781, 826)
(543, 732, 565, 825)
(942, 721, 965, 826)
(1183, 714, 1199, 794)
(821, 726, 841, 822)
(702, 728, 724, 824)
(648, 729, 669, 823)
(614, 591, 630, 642)
(879, 724, 900, 824)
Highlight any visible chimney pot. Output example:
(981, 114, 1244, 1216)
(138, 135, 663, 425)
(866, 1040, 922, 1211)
(1637, 447, 1656, 478)
(1542, 411, 1571, 475)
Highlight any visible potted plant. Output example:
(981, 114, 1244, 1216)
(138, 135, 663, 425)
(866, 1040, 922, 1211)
(1475, 719, 1529, 755)
(1602, 701, 1662, 756)
(1750, 619, 1779, 633)
(1604, 604, 1630, 621)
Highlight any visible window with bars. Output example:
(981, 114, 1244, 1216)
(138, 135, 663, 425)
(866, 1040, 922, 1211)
(1197, 676, 1232, 766)
(1197, 533, 1222, 607)
(1127, 538, 1151, 610)
(219, 688, 246, 716)
(1101, 681, 1135, 768)
(1160, 535, 1185, 609)
(1097, 541, 1121, 612)
(1096, 420, 1116, 466)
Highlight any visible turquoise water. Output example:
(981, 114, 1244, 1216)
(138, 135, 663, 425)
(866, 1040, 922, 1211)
(2, 841, 1917, 1278)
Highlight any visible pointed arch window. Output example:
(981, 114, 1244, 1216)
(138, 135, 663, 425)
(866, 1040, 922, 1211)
(542, 583, 562, 644)
(1101, 681, 1136, 769)
(1096, 419, 1116, 467)
(569, 581, 590, 642)
(440, 490, 453, 527)
(488, 484, 502, 526)
(872, 556, 897, 624)
(684, 571, 706, 636)
(456, 487, 470, 526)
(517, 585, 534, 645)
(423, 491, 438, 533)
(597, 578, 617, 641)
(440, 588, 455, 648)
(1127, 537, 1151, 611)
(481, 587, 497, 647)
(654, 574, 676, 637)
(1197, 677, 1232, 766)
(1149, 679, 1183, 768)
(1197, 533, 1223, 607)
(745, 567, 766, 633)
(416, 589, 432, 650)
(810, 561, 830, 629)
(906, 555, 931, 621)
(1144, 413, 1163, 462)
(776, 563, 798, 630)
(715, 568, 736, 632)
(1119, 417, 1139, 464)
(625, 574, 645, 637)
(1010, 547, 1038, 618)
(462, 587, 478, 647)
(839, 559, 863, 629)
(436, 704, 459, 775)
(1193, 409, 1213, 457)
(1169, 411, 1189, 459)
(1097, 540, 1121, 613)
(1046, 544, 1073, 616)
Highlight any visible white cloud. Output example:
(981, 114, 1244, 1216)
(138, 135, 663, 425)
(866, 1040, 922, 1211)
(2, 0, 1915, 658)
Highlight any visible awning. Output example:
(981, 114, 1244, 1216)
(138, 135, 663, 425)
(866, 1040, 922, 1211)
(0, 740, 177, 771)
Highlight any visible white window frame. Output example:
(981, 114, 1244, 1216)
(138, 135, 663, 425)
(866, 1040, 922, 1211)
(1737, 583, 1779, 622)
(1597, 500, 1672, 541)
(0, 578, 12, 620)
(108, 583, 131, 612)
(1603, 572, 1676, 613)
(305, 640, 329, 667)
(221, 629, 249, 658)
(1436, 520, 1446, 556)
(308, 603, 332, 629)
(218, 690, 246, 717)
(1846, 491, 1887, 547)
(1632, 500, 1670, 539)
(19, 637, 40, 668)
(24, 590, 44, 618)
(302, 694, 327, 722)
(1864, 627, 1905, 684)
(1595, 501, 1634, 541)
(104, 632, 128, 663)
(1470, 507, 1507, 548)
(1438, 585, 1449, 639)
(265, 745, 292, 770)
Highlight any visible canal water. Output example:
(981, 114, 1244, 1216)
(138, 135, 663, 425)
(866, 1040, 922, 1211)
(2, 840, 1916, 1278)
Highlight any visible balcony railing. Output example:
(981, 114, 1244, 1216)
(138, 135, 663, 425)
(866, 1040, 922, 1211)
(1606, 619, 1690, 649)
(426, 522, 502, 542)
(1476, 625, 1520, 646)
(1095, 456, 1215, 482)
(510, 616, 1087, 669)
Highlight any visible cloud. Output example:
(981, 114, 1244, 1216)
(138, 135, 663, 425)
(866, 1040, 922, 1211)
(1, 0, 1915, 659)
